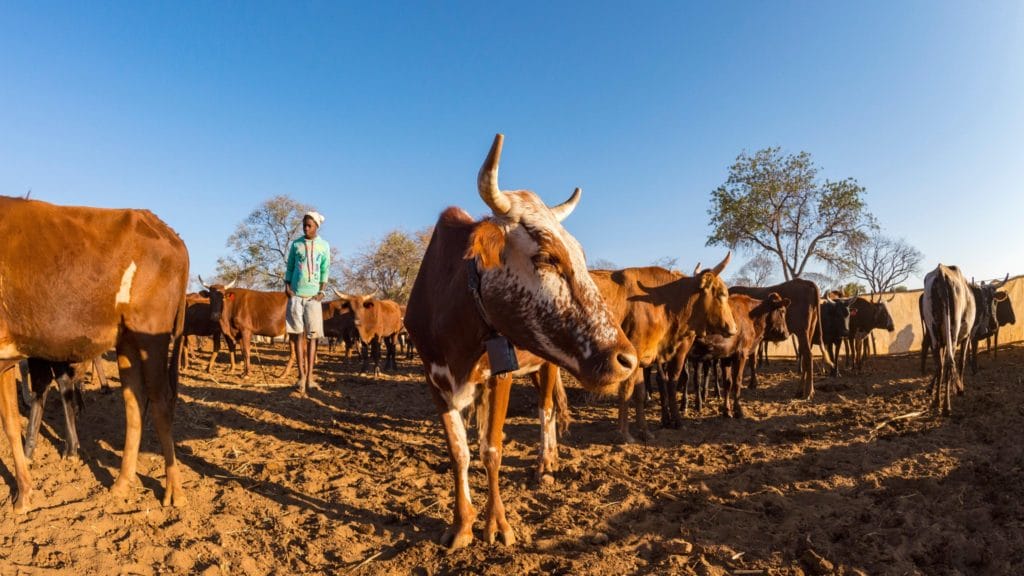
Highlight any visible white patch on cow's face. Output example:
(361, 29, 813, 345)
(115, 261, 137, 305)
(479, 191, 621, 373)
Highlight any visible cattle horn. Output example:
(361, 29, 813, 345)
(549, 187, 581, 223)
(692, 262, 702, 276)
(992, 273, 1009, 289)
(198, 275, 210, 289)
(225, 279, 236, 289)
(710, 251, 732, 275)
(362, 292, 377, 301)
(333, 289, 351, 300)
(478, 133, 512, 216)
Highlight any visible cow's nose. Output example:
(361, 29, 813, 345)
(616, 352, 637, 374)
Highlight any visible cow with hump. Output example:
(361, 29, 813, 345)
(404, 134, 637, 550)
(0, 195, 189, 513)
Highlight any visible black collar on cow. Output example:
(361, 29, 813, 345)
(466, 259, 520, 375)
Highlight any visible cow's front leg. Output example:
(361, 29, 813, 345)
(481, 374, 515, 545)
(535, 364, 560, 479)
(433, 386, 477, 550)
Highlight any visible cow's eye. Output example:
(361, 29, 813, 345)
(533, 252, 559, 270)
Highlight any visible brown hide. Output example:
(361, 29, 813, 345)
(0, 195, 188, 512)
(202, 286, 287, 377)
(730, 279, 825, 399)
(588, 262, 736, 437)
(692, 294, 789, 417)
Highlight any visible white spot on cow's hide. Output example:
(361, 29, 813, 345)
(116, 261, 137, 305)
(431, 363, 476, 412)
(0, 341, 22, 360)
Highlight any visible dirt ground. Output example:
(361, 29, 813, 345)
(1, 340, 1023, 576)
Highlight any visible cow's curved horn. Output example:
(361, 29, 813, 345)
(198, 275, 210, 289)
(993, 273, 1009, 289)
(362, 292, 377, 301)
(710, 251, 732, 275)
(225, 279, 237, 289)
(333, 289, 351, 300)
(478, 133, 512, 216)
(692, 262, 702, 276)
(549, 187, 581, 222)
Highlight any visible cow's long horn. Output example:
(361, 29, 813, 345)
(225, 279, 237, 289)
(549, 188, 581, 222)
(710, 251, 732, 275)
(198, 275, 210, 289)
(993, 273, 1009, 289)
(692, 262, 702, 276)
(478, 133, 512, 216)
(333, 289, 351, 300)
(362, 292, 377, 301)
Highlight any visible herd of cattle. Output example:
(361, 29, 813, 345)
(0, 134, 1016, 552)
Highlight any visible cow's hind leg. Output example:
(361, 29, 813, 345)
(480, 374, 515, 546)
(111, 338, 146, 502)
(0, 364, 32, 512)
(143, 334, 186, 506)
(58, 372, 82, 459)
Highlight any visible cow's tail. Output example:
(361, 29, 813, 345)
(936, 276, 956, 371)
(168, 278, 187, 406)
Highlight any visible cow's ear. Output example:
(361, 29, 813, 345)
(466, 220, 506, 270)
(199, 290, 210, 298)
(227, 293, 235, 301)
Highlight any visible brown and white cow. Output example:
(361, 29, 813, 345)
(199, 281, 292, 379)
(587, 262, 738, 438)
(331, 292, 403, 377)
(0, 196, 188, 512)
(730, 279, 832, 399)
(403, 134, 637, 549)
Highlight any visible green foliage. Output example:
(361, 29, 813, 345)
(707, 147, 876, 281)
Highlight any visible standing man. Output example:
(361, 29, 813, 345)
(285, 210, 331, 395)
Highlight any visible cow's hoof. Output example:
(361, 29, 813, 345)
(485, 523, 516, 546)
(734, 406, 745, 419)
(441, 527, 474, 551)
(110, 477, 134, 500)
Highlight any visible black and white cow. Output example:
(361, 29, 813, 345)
(921, 264, 976, 416)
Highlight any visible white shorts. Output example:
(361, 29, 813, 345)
(286, 296, 324, 338)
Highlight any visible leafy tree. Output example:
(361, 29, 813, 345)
(215, 195, 339, 290)
(846, 232, 923, 298)
(707, 147, 876, 281)
(342, 228, 430, 304)
(837, 282, 868, 297)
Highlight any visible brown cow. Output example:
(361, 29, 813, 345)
(730, 279, 832, 399)
(198, 281, 294, 380)
(687, 293, 790, 418)
(844, 297, 894, 371)
(587, 261, 738, 439)
(322, 298, 360, 358)
(404, 134, 637, 549)
(0, 196, 188, 512)
(331, 292, 403, 377)
(182, 293, 236, 372)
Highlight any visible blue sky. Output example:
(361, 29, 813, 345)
(2, 2, 1022, 288)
